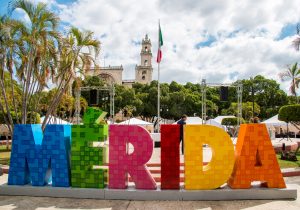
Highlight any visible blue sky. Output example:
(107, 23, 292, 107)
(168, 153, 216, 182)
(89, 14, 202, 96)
(1, 0, 300, 94)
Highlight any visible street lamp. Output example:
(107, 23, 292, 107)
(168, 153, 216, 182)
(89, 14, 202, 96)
(250, 77, 255, 119)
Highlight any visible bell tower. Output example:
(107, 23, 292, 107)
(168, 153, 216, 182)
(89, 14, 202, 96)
(135, 34, 153, 84)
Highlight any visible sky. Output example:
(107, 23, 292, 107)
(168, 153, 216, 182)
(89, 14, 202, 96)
(1, 0, 300, 94)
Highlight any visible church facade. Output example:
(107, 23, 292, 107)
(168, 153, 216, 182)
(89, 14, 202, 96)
(85, 34, 153, 87)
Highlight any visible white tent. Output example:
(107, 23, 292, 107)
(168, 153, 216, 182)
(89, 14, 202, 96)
(118, 118, 153, 125)
(206, 119, 225, 129)
(262, 114, 287, 126)
(213, 115, 236, 124)
(173, 117, 203, 125)
(40, 115, 71, 125)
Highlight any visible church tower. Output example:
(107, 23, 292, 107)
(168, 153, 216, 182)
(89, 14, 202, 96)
(135, 34, 153, 84)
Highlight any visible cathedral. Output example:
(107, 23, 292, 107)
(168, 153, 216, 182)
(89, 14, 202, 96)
(84, 34, 153, 87)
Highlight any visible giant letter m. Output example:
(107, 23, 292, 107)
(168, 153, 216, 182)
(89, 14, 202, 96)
(8, 124, 71, 187)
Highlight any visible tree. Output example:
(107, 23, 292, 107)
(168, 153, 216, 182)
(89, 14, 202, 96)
(41, 27, 100, 129)
(9, 0, 61, 125)
(278, 104, 300, 131)
(234, 75, 288, 119)
(278, 105, 300, 124)
(279, 63, 300, 103)
(292, 23, 300, 51)
(222, 102, 260, 122)
(0, 0, 101, 135)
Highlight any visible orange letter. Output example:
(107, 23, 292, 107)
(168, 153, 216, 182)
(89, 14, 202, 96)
(228, 124, 286, 189)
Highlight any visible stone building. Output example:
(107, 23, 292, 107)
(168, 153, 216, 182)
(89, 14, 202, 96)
(85, 34, 153, 87)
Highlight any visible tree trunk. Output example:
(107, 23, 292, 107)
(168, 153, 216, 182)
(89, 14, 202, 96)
(22, 46, 35, 124)
(42, 75, 73, 131)
(0, 78, 14, 130)
(9, 70, 19, 124)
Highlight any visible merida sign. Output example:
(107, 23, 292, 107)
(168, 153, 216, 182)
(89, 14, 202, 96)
(2, 108, 297, 200)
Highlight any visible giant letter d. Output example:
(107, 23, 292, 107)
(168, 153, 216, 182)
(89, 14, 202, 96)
(184, 125, 235, 190)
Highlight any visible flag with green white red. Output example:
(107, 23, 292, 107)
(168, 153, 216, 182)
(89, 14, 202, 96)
(157, 23, 163, 63)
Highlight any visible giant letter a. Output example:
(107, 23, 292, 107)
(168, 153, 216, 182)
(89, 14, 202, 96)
(228, 124, 286, 189)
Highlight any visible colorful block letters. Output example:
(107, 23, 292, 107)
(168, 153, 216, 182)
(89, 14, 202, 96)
(109, 125, 156, 189)
(184, 125, 235, 190)
(228, 124, 286, 189)
(8, 120, 286, 190)
(8, 124, 71, 187)
(160, 124, 180, 189)
(71, 107, 108, 188)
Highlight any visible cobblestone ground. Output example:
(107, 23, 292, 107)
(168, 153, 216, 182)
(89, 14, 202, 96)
(0, 175, 299, 210)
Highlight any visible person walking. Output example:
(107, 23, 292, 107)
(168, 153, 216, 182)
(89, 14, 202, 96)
(177, 115, 187, 155)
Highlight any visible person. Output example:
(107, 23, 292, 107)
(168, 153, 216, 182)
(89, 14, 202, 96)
(280, 127, 284, 138)
(177, 114, 187, 155)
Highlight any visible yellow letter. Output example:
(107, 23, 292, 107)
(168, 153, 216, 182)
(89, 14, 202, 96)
(184, 125, 234, 189)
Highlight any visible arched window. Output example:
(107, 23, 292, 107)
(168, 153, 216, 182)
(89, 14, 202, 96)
(142, 70, 147, 75)
(145, 46, 148, 51)
(142, 75, 146, 80)
(144, 60, 148, 66)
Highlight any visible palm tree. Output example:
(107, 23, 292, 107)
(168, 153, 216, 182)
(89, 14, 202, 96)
(279, 63, 300, 103)
(292, 24, 300, 51)
(0, 0, 101, 134)
(9, 0, 61, 124)
(0, 16, 14, 133)
(41, 27, 100, 129)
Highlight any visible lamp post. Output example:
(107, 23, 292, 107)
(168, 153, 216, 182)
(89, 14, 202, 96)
(160, 105, 169, 124)
(250, 77, 255, 119)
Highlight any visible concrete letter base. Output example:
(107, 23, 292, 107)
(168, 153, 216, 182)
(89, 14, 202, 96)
(0, 184, 297, 200)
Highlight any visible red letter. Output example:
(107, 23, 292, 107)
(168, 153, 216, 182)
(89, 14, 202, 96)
(161, 124, 180, 189)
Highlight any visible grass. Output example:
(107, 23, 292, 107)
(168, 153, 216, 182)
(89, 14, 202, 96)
(276, 154, 300, 168)
(0, 145, 11, 165)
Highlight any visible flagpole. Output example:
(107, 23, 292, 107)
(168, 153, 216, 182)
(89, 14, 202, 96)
(157, 19, 161, 133)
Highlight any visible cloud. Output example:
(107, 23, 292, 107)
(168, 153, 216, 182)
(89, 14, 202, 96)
(42, 0, 300, 94)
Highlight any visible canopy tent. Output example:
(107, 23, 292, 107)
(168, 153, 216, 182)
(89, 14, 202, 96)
(173, 117, 203, 125)
(261, 114, 299, 139)
(118, 118, 154, 133)
(262, 114, 287, 126)
(206, 119, 225, 129)
(40, 115, 71, 125)
(118, 118, 153, 125)
(213, 115, 236, 124)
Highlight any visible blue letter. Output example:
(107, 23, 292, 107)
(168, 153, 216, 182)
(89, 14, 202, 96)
(8, 124, 71, 187)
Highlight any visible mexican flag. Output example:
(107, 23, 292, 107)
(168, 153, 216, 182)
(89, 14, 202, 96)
(157, 23, 163, 63)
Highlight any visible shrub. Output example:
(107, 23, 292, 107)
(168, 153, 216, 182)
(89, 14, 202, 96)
(278, 104, 300, 122)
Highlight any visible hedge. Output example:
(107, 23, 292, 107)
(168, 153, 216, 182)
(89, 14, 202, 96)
(278, 104, 300, 122)
(221, 117, 245, 126)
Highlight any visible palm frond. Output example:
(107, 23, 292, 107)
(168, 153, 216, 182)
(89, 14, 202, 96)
(292, 37, 300, 51)
(8, 0, 34, 21)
